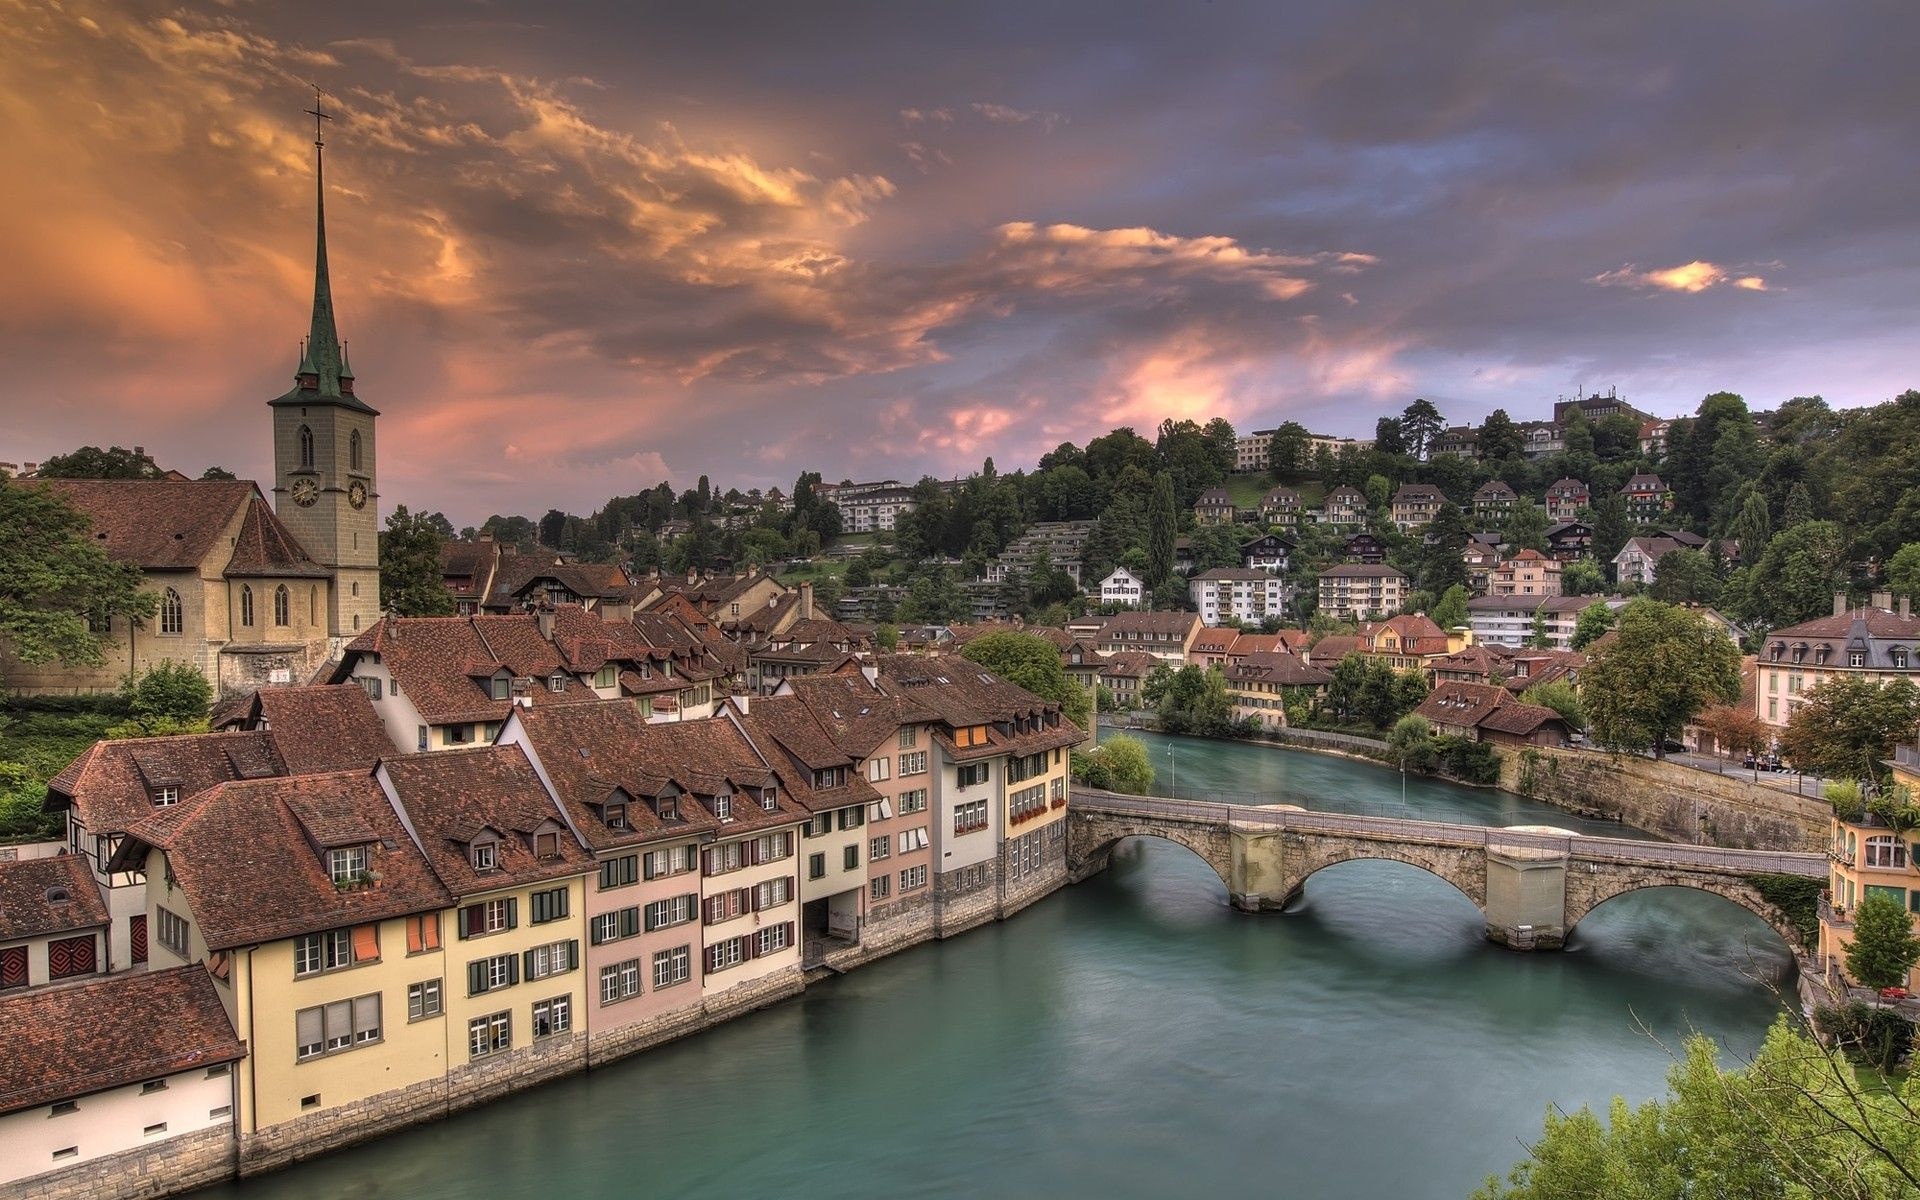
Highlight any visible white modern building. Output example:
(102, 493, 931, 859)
(1190, 568, 1290, 627)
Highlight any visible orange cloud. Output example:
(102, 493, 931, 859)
(1591, 260, 1774, 293)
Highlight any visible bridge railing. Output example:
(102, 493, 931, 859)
(1069, 788, 1827, 878)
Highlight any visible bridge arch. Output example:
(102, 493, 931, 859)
(1565, 876, 1802, 953)
(1067, 813, 1233, 895)
(1275, 838, 1489, 913)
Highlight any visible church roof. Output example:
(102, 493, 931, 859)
(269, 113, 377, 416)
(30, 479, 273, 571)
(226, 495, 331, 578)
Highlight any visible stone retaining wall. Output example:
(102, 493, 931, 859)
(6, 1125, 234, 1200)
(1503, 745, 1826, 850)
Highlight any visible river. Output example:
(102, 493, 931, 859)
(215, 735, 1795, 1200)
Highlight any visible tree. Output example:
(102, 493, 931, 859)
(1745, 520, 1847, 626)
(35, 445, 163, 479)
(959, 632, 1092, 728)
(1520, 681, 1585, 731)
(0, 479, 155, 681)
(1527, 605, 1552, 649)
(1583, 600, 1740, 757)
(874, 624, 899, 651)
(1781, 677, 1920, 782)
(1072, 734, 1155, 794)
(1570, 602, 1616, 650)
(1418, 502, 1471, 595)
(1268, 422, 1310, 475)
(1145, 471, 1177, 586)
(120, 660, 212, 725)
(1502, 502, 1549, 553)
(1562, 560, 1606, 597)
(1478, 408, 1523, 462)
(1693, 703, 1768, 763)
(199, 466, 237, 481)
(1725, 482, 1772, 559)
(1153, 665, 1240, 737)
(379, 506, 457, 617)
(1647, 547, 1721, 605)
(1478, 1019, 1920, 1200)
(1400, 398, 1444, 460)
(1431, 584, 1469, 632)
(1889, 543, 1920, 600)
(1847, 892, 1920, 994)
(1372, 417, 1407, 458)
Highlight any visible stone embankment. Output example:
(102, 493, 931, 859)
(1503, 745, 1826, 852)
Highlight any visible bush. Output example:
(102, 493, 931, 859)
(0, 760, 59, 842)
(1812, 1001, 1915, 1072)
(1436, 736, 1502, 785)
(122, 661, 213, 728)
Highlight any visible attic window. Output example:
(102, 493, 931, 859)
(1770, 644, 1783, 661)
(1895, 649, 1910, 670)
(605, 803, 628, 830)
(534, 831, 560, 859)
(327, 846, 369, 885)
(152, 786, 179, 807)
(657, 795, 678, 821)
(548, 675, 567, 694)
(490, 676, 510, 702)
(760, 787, 777, 812)
(471, 841, 498, 872)
(45, 886, 70, 904)
(1850, 651, 1867, 668)
(714, 793, 733, 821)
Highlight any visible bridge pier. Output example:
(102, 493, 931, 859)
(1483, 846, 1568, 951)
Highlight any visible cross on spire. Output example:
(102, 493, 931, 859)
(304, 84, 332, 151)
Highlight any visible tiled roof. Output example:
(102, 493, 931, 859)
(119, 770, 452, 950)
(1306, 635, 1364, 663)
(736, 697, 886, 816)
(1392, 484, 1445, 502)
(0, 855, 108, 941)
(1473, 480, 1518, 500)
(1097, 611, 1202, 638)
(224, 496, 330, 578)
(439, 540, 500, 598)
(872, 654, 1084, 759)
(1194, 487, 1234, 507)
(342, 612, 616, 724)
(47, 730, 289, 836)
(1229, 631, 1310, 655)
(0, 967, 244, 1117)
(1622, 473, 1666, 493)
(1189, 628, 1240, 653)
(219, 684, 393, 774)
(508, 561, 631, 602)
(1099, 651, 1162, 679)
(29, 479, 263, 571)
(1261, 486, 1300, 505)
(381, 744, 595, 895)
(1192, 567, 1277, 582)
(1479, 701, 1568, 737)
(1225, 651, 1330, 687)
(1432, 644, 1515, 679)
(1414, 681, 1511, 729)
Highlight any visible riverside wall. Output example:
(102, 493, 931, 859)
(1502, 745, 1827, 851)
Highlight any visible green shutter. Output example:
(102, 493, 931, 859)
(504, 898, 518, 929)
(468, 961, 485, 995)
(567, 940, 580, 971)
(523, 949, 536, 979)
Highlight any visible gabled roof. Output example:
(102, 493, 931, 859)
(1306, 635, 1365, 663)
(1193, 487, 1234, 507)
(1097, 611, 1203, 638)
(0, 854, 108, 941)
(341, 612, 611, 724)
(213, 684, 392, 774)
(1414, 681, 1510, 728)
(1473, 479, 1518, 500)
(736, 699, 885, 816)
(381, 744, 593, 895)
(119, 770, 452, 950)
(1546, 477, 1589, 494)
(47, 730, 291, 836)
(1189, 627, 1240, 654)
(1099, 651, 1162, 679)
(1392, 483, 1446, 502)
(1224, 651, 1330, 687)
(225, 495, 331, 578)
(27, 479, 273, 571)
(0, 967, 245, 1117)
(1260, 486, 1300, 505)
(1319, 563, 1407, 579)
(1621, 472, 1666, 493)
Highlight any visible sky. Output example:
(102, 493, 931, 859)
(2, 1, 1917, 526)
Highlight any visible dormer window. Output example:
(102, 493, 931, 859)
(153, 786, 179, 806)
(658, 795, 679, 821)
(471, 841, 498, 872)
(760, 787, 777, 812)
(548, 675, 567, 694)
(1816, 646, 1830, 664)
(1850, 651, 1867, 668)
(1770, 644, 1783, 662)
(1792, 645, 1806, 664)
(490, 674, 511, 702)
(1895, 649, 1910, 670)
(534, 831, 560, 859)
(714, 793, 733, 821)
(606, 803, 628, 830)
(327, 846, 369, 885)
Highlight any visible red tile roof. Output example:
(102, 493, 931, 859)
(1225, 651, 1331, 687)
(220, 684, 393, 773)
(48, 730, 288, 837)
(28, 479, 263, 571)
(224, 495, 330, 578)
(119, 770, 453, 950)
(380, 745, 595, 896)
(0, 855, 108, 941)
(0, 967, 244, 1117)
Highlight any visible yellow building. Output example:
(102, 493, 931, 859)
(114, 770, 455, 1167)
(1818, 743, 1920, 991)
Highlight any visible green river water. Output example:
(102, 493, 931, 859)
(214, 733, 1794, 1200)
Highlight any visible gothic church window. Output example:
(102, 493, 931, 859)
(159, 589, 183, 636)
(240, 586, 254, 627)
(299, 425, 315, 471)
(275, 585, 291, 627)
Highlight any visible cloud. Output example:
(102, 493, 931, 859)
(969, 102, 1064, 132)
(1591, 260, 1774, 293)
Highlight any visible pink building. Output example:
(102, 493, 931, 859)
(1490, 549, 1563, 597)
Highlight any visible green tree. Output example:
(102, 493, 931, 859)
(1502, 502, 1549, 552)
(379, 505, 458, 617)
(1647, 547, 1721, 605)
(1519, 680, 1586, 731)
(1430, 584, 1469, 632)
(1418, 502, 1471, 596)
(1145, 471, 1178, 586)
(1400, 398, 1444, 460)
(1072, 734, 1155, 794)
(1526, 605, 1551, 649)
(1570, 602, 1616, 650)
(1847, 892, 1920, 994)
(1724, 482, 1772, 559)
(1153, 664, 1240, 737)
(199, 466, 237, 481)
(1562, 560, 1606, 597)
(35, 445, 163, 479)
(1478, 1019, 1920, 1200)
(1782, 481, 1815, 528)
(0, 480, 156, 681)
(874, 624, 899, 651)
(1746, 520, 1849, 627)
(0, 760, 61, 841)
(959, 632, 1092, 727)
(1780, 677, 1920, 782)
(1583, 599, 1740, 757)
(1478, 408, 1523, 462)
(1888, 543, 1920, 600)
(118, 660, 213, 734)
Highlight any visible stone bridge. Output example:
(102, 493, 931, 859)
(1069, 789, 1826, 951)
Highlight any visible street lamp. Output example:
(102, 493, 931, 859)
(1166, 743, 1176, 798)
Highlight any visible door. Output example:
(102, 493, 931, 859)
(0, 946, 25, 989)
(48, 934, 97, 980)
(130, 914, 148, 964)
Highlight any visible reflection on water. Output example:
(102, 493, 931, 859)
(220, 824, 1790, 1200)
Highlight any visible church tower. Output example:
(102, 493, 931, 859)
(270, 96, 380, 641)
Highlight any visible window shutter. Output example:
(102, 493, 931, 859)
(743, 935, 758, 961)
(568, 940, 580, 971)
(504, 898, 518, 930)
(702, 848, 714, 875)
(643, 855, 657, 881)
(296, 1006, 322, 1048)
(623, 908, 639, 938)
(458, 906, 474, 939)
(352, 924, 379, 962)
(523, 949, 536, 979)
(407, 918, 424, 955)
(590, 919, 606, 947)
(507, 955, 520, 986)
(325, 999, 351, 1042)
(424, 914, 440, 950)
(684, 845, 698, 872)
(784, 921, 795, 947)
(469, 962, 486, 995)
(353, 993, 380, 1034)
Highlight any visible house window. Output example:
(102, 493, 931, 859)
(836, 806, 864, 831)
(900, 864, 928, 892)
(240, 586, 254, 627)
(532, 995, 571, 1038)
(713, 793, 733, 821)
(293, 927, 376, 976)
(652, 945, 691, 989)
(468, 953, 518, 995)
(417, 725, 429, 752)
(274, 585, 290, 627)
(599, 854, 640, 891)
(843, 845, 860, 871)
(605, 803, 628, 829)
(594, 665, 616, 689)
(870, 875, 891, 901)
(755, 924, 790, 957)
(1850, 651, 1867, 668)
(954, 800, 989, 835)
(761, 787, 778, 812)
(957, 763, 990, 787)
(644, 894, 697, 931)
(808, 852, 826, 880)
(468, 1011, 510, 1060)
(159, 588, 184, 636)
(529, 886, 569, 923)
(490, 676, 510, 701)
(296, 994, 381, 1060)
(470, 840, 496, 870)
(358, 675, 382, 701)
(534, 831, 560, 860)
(156, 907, 189, 956)
(407, 979, 443, 1020)
(448, 724, 475, 745)
(298, 425, 314, 470)
(1896, 649, 1911, 670)
(153, 786, 179, 806)
(899, 751, 928, 776)
(658, 794, 678, 821)
(601, 959, 642, 1005)
(327, 846, 368, 885)
(460, 897, 515, 937)
(868, 756, 890, 782)
(870, 835, 891, 861)
(592, 907, 640, 944)
(898, 789, 928, 814)
(1866, 836, 1908, 870)
(548, 675, 567, 694)
(525, 940, 577, 981)
(899, 727, 918, 749)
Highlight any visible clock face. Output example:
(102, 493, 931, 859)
(291, 478, 318, 507)
(348, 480, 368, 510)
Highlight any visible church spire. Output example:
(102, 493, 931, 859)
(303, 87, 343, 396)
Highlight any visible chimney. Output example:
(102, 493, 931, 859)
(536, 607, 554, 640)
(1834, 591, 1849, 618)
(687, 568, 697, 585)
(733, 693, 750, 714)
(1872, 589, 1894, 612)
(477, 532, 493, 544)
(798, 580, 814, 621)
(1903, 597, 1913, 619)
